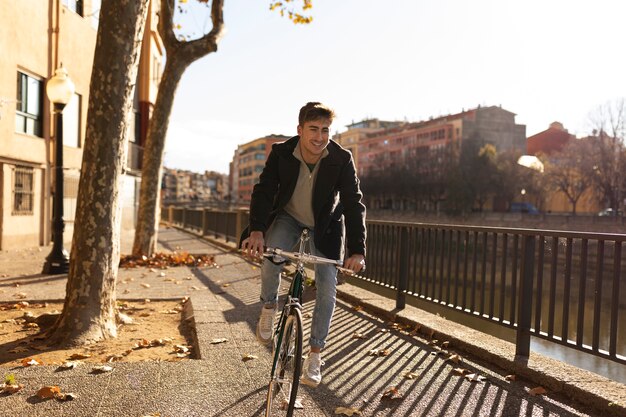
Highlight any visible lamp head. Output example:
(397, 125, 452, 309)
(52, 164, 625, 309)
(46, 66, 75, 106)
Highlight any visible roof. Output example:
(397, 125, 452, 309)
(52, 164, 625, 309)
(527, 122, 575, 156)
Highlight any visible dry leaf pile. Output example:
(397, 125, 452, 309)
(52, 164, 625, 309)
(119, 252, 216, 268)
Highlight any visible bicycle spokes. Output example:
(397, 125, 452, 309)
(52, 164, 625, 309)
(266, 310, 303, 416)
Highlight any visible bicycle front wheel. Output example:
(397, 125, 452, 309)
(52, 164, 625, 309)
(266, 308, 303, 416)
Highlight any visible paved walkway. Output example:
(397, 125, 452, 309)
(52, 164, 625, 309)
(0, 227, 623, 416)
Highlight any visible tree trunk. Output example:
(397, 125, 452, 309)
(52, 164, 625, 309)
(132, 0, 225, 257)
(132, 56, 187, 256)
(47, 0, 149, 346)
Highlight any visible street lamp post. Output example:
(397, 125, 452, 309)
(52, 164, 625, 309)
(43, 66, 75, 274)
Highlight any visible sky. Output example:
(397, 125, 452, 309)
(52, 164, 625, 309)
(164, 0, 626, 174)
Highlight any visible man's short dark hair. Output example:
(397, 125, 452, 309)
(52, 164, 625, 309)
(298, 102, 335, 126)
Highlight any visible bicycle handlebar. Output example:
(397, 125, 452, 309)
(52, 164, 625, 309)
(263, 247, 365, 274)
(264, 247, 343, 266)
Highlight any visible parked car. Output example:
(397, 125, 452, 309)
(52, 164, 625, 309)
(597, 208, 623, 216)
(510, 202, 540, 214)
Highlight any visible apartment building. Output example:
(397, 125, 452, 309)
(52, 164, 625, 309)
(162, 168, 228, 202)
(332, 119, 403, 166)
(230, 134, 289, 203)
(0, 0, 163, 249)
(357, 105, 526, 177)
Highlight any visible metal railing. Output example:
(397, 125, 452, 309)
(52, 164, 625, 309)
(365, 220, 625, 364)
(162, 206, 625, 364)
(163, 206, 248, 244)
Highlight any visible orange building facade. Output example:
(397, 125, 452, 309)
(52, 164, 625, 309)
(230, 135, 289, 203)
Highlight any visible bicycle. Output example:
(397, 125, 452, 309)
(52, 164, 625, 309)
(262, 228, 351, 416)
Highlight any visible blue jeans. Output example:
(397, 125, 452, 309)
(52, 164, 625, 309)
(260, 212, 338, 350)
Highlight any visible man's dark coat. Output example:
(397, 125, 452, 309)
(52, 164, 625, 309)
(244, 136, 366, 260)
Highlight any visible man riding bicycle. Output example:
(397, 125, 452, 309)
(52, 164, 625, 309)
(241, 102, 366, 387)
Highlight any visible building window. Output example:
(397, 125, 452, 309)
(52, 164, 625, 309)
(13, 166, 34, 215)
(62, 0, 83, 16)
(15, 72, 43, 137)
(64, 93, 81, 148)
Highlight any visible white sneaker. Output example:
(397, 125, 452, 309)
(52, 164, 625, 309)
(301, 352, 323, 387)
(256, 306, 275, 345)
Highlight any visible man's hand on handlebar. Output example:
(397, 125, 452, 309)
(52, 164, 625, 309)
(343, 254, 365, 273)
(242, 230, 265, 258)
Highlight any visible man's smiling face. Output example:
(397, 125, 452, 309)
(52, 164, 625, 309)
(297, 118, 331, 164)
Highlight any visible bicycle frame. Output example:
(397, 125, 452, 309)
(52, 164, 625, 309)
(269, 229, 310, 378)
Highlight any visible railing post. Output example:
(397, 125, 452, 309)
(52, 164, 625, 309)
(202, 208, 209, 236)
(516, 234, 535, 357)
(396, 227, 409, 310)
(168, 205, 174, 224)
(235, 209, 245, 246)
(182, 207, 188, 230)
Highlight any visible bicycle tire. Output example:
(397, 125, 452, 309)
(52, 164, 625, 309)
(266, 308, 303, 416)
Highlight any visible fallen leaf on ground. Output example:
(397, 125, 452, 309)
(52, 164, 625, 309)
(173, 345, 189, 354)
(242, 354, 258, 361)
(68, 353, 91, 360)
(428, 339, 439, 346)
(528, 386, 547, 396)
(505, 374, 516, 381)
(303, 312, 312, 319)
(134, 339, 151, 349)
(222, 283, 230, 288)
(37, 385, 61, 399)
(352, 305, 363, 312)
(92, 365, 113, 373)
(141, 283, 151, 288)
(403, 372, 420, 379)
(1, 383, 24, 394)
(56, 392, 76, 401)
(442, 341, 450, 348)
(21, 357, 43, 367)
(294, 398, 304, 409)
(448, 354, 462, 363)
(452, 367, 471, 376)
(368, 348, 390, 357)
(106, 355, 124, 362)
(150, 338, 172, 347)
(464, 373, 487, 382)
(58, 361, 80, 369)
(210, 338, 228, 344)
(14, 292, 28, 299)
(381, 387, 402, 401)
(335, 406, 362, 416)
(352, 332, 367, 339)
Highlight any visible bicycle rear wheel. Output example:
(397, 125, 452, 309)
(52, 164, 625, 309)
(266, 308, 303, 416)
